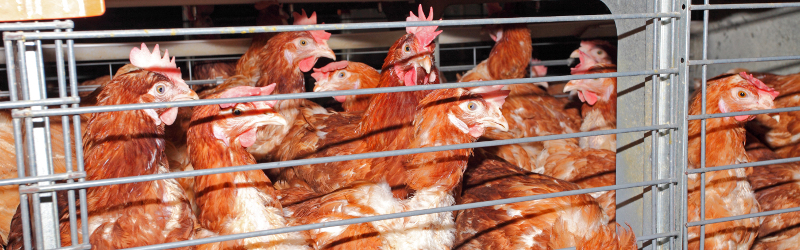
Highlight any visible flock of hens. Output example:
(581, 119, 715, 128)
(0, 2, 799, 250)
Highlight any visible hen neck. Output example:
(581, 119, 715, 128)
(189, 121, 256, 170)
(84, 108, 164, 180)
(687, 91, 748, 170)
(359, 67, 431, 150)
(405, 108, 475, 192)
(486, 25, 532, 80)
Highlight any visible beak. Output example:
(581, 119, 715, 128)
(562, 80, 583, 93)
(174, 90, 200, 102)
(313, 80, 331, 92)
(256, 112, 288, 127)
(412, 55, 433, 74)
(480, 110, 509, 132)
(314, 47, 336, 61)
(772, 114, 781, 123)
(569, 49, 581, 60)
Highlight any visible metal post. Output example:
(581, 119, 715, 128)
(678, 0, 693, 248)
(21, 37, 60, 249)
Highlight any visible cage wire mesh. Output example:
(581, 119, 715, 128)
(2, 0, 800, 249)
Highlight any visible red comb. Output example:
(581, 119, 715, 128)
(469, 85, 509, 108)
(406, 5, 442, 47)
(293, 9, 332, 44)
(218, 84, 277, 109)
(129, 43, 185, 86)
(311, 61, 349, 81)
(740, 72, 779, 98)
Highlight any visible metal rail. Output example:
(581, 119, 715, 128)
(4, 13, 679, 41)
(10, 68, 677, 118)
(125, 178, 677, 250)
(18, 124, 675, 194)
(4, 1, 800, 249)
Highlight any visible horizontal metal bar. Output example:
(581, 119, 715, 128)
(0, 97, 80, 109)
(53, 243, 91, 250)
(125, 178, 675, 250)
(0, 21, 73, 31)
(556, 232, 680, 249)
(690, 3, 800, 10)
(688, 105, 800, 120)
(20, 123, 674, 194)
(186, 78, 225, 86)
(438, 65, 479, 72)
(0, 172, 85, 187)
(5, 13, 679, 41)
(687, 205, 800, 227)
(13, 68, 677, 118)
(688, 55, 800, 66)
(636, 232, 680, 242)
(687, 155, 800, 174)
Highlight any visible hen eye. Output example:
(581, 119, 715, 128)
(738, 91, 748, 98)
(300, 39, 308, 46)
(233, 109, 243, 116)
(156, 84, 165, 94)
(338, 72, 345, 78)
(597, 50, 603, 55)
(468, 102, 477, 111)
(404, 44, 411, 52)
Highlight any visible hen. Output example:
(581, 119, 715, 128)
(726, 69, 800, 159)
(7, 44, 199, 249)
(454, 150, 636, 250)
(311, 61, 380, 112)
(745, 133, 800, 250)
(273, 5, 442, 202)
(563, 61, 617, 151)
(568, 40, 617, 74)
(457, 13, 582, 174)
(686, 72, 778, 250)
(287, 86, 508, 249)
(214, 10, 337, 162)
(187, 84, 310, 249)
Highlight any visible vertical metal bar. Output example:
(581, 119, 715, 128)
(188, 59, 193, 81)
(699, 1, 710, 249)
(668, 1, 677, 247)
(67, 35, 91, 246)
(6, 39, 33, 250)
(35, 36, 62, 248)
(55, 33, 80, 246)
(679, 0, 692, 248)
(650, 0, 660, 246)
(17, 39, 47, 250)
(108, 64, 113, 79)
(472, 47, 477, 66)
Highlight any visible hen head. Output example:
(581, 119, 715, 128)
(420, 86, 509, 138)
(385, 5, 442, 86)
(280, 10, 335, 73)
(569, 40, 616, 73)
(312, 61, 379, 102)
(207, 84, 287, 148)
(697, 72, 779, 123)
(563, 64, 617, 105)
(108, 43, 198, 126)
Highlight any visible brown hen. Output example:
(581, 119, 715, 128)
(686, 72, 778, 250)
(287, 87, 508, 249)
(7, 44, 199, 250)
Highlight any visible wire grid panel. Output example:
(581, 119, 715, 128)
(7, 5, 677, 250)
(5, 4, 674, 250)
(2, 1, 796, 249)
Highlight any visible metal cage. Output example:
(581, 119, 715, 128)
(1, 1, 800, 249)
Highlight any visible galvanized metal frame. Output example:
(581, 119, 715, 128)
(1, 1, 799, 250)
